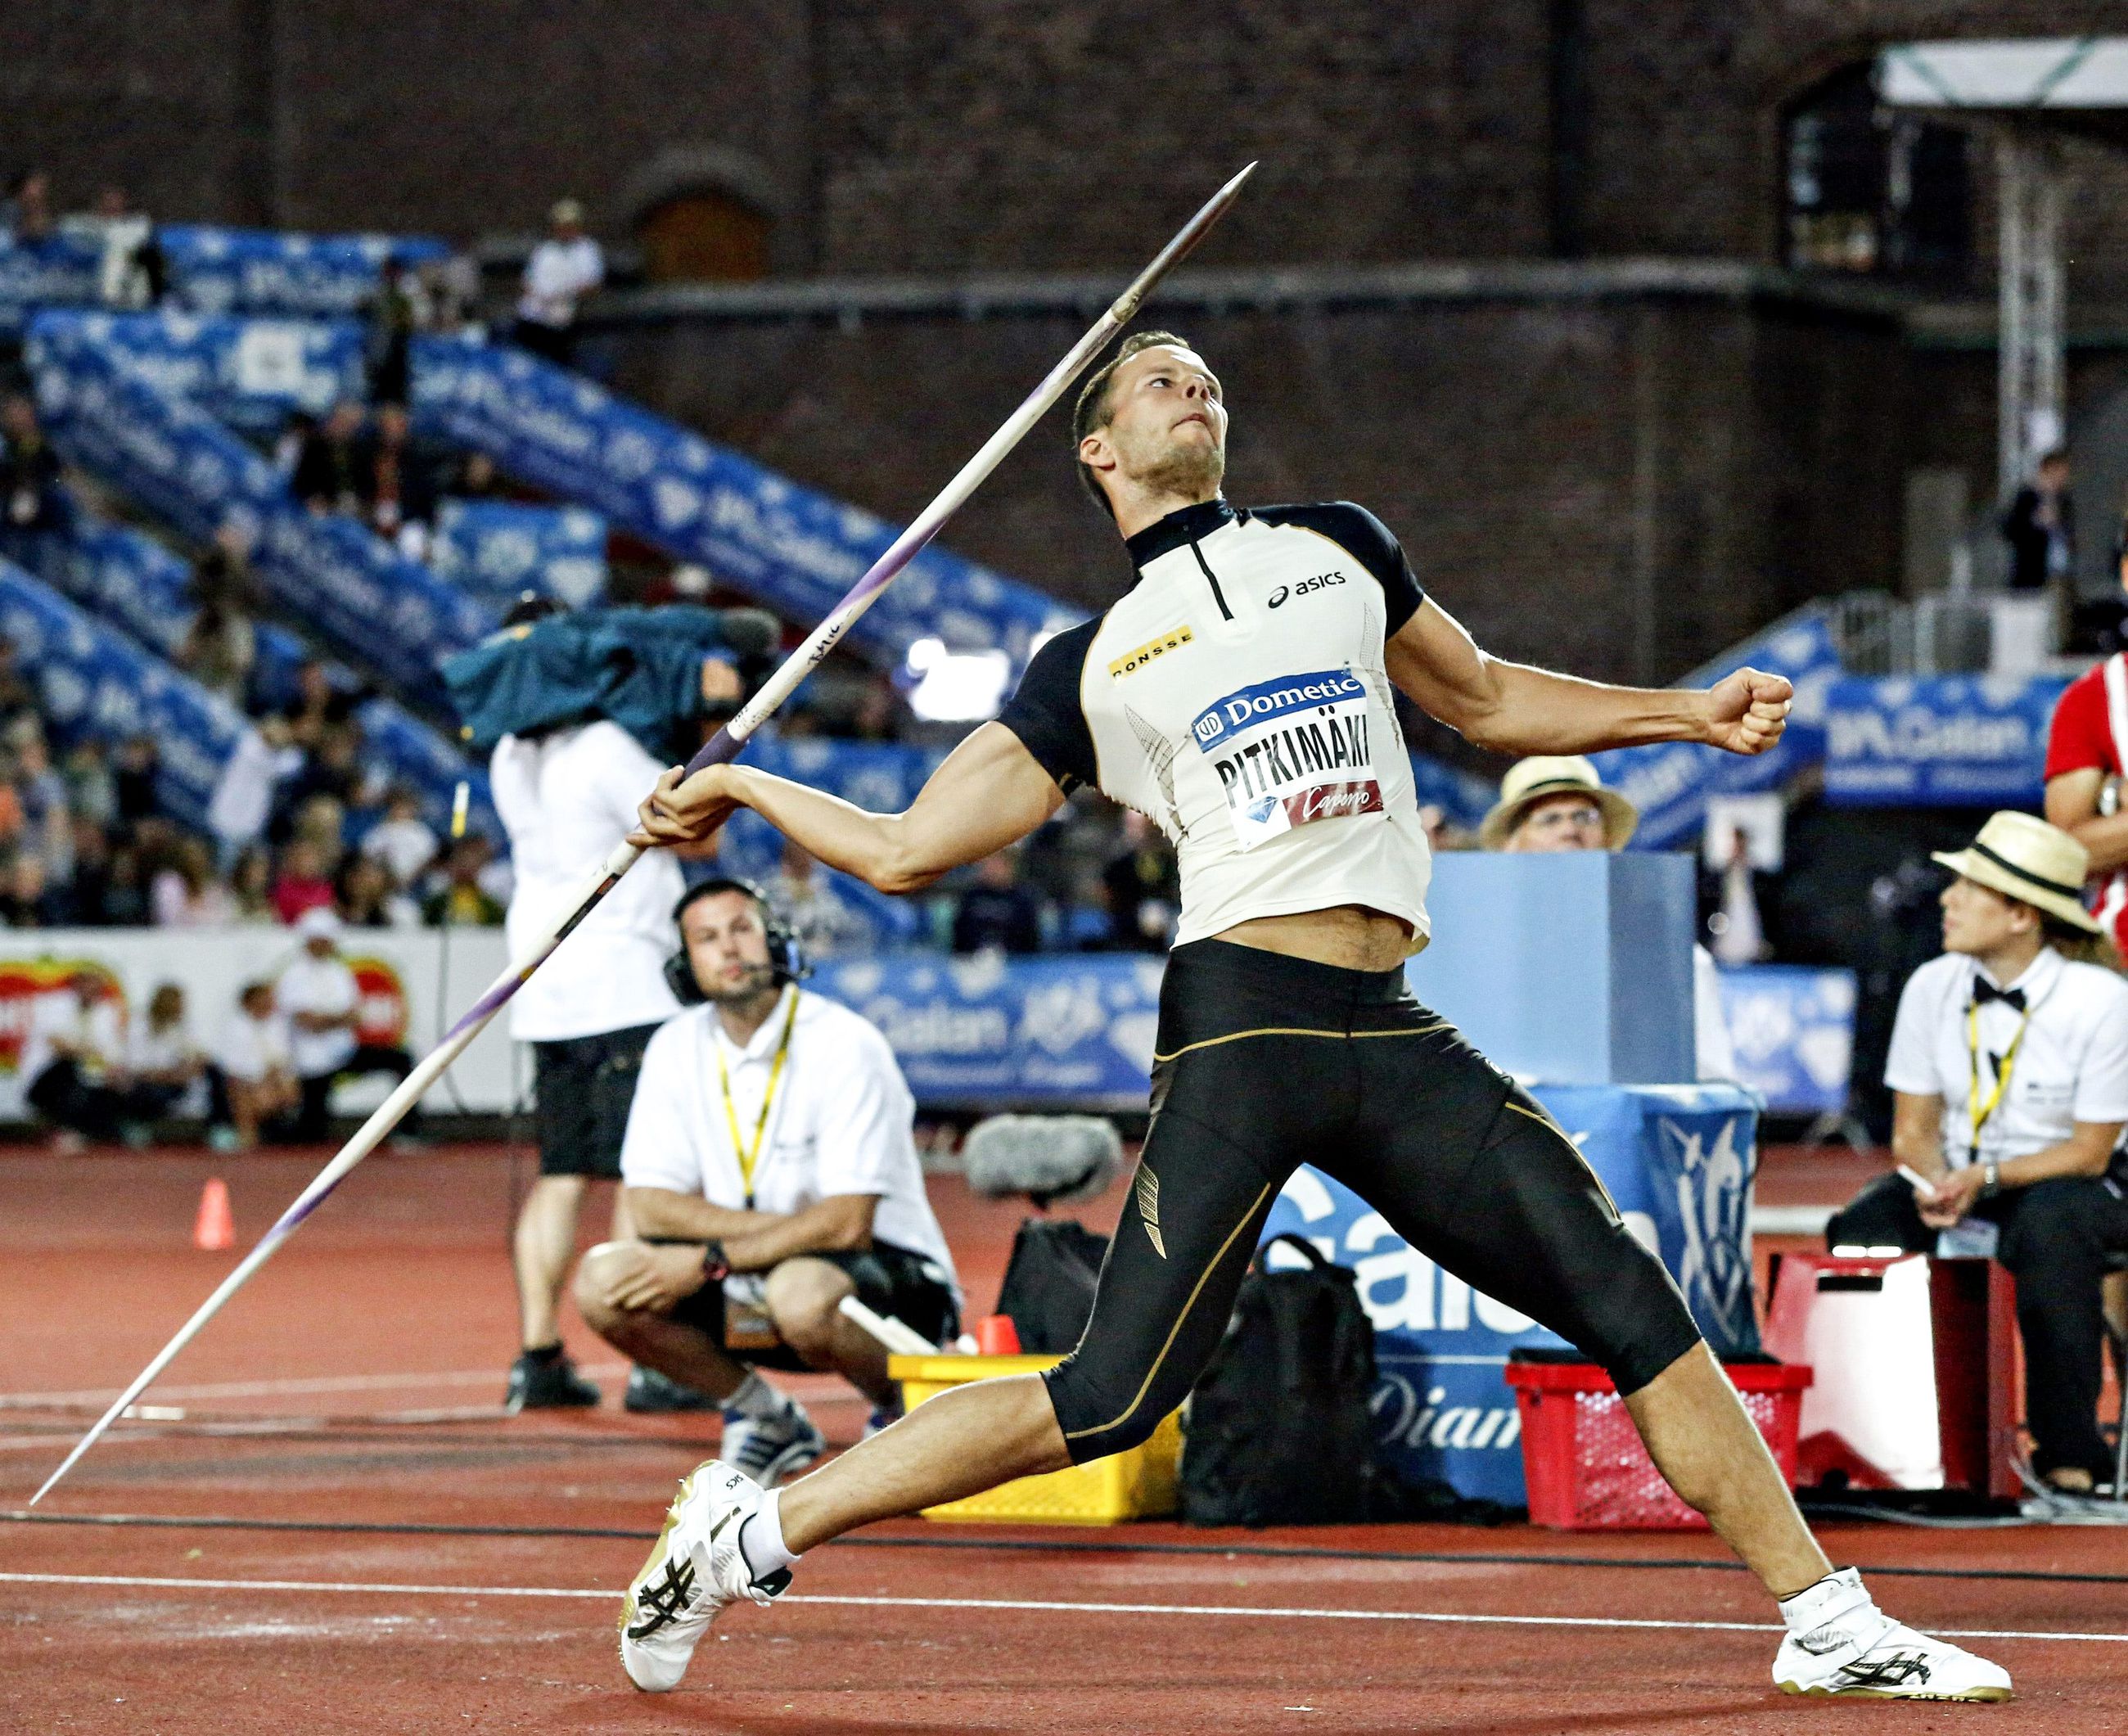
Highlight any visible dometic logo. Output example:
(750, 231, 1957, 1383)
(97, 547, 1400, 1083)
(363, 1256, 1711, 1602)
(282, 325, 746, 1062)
(1190, 669, 1366, 747)
(1267, 571, 1346, 609)
(1107, 623, 1195, 681)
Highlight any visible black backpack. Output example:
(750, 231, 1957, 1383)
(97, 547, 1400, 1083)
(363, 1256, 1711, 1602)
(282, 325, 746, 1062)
(995, 1218, 1111, 1354)
(1179, 1234, 1377, 1526)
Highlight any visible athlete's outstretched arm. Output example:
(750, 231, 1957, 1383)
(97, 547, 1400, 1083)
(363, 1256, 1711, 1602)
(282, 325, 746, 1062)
(629, 721, 1065, 894)
(1385, 597, 1792, 757)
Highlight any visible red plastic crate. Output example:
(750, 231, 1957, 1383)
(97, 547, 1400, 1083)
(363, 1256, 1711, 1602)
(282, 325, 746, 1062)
(1504, 1359, 1814, 1530)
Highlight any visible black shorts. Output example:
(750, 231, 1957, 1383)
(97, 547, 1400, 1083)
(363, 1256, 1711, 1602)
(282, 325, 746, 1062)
(1043, 939, 1704, 1463)
(532, 1023, 664, 1179)
(665, 1239, 962, 1373)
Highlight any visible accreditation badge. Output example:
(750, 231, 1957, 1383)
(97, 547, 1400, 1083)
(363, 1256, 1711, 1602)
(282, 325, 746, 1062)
(721, 1274, 780, 1352)
(1189, 667, 1384, 850)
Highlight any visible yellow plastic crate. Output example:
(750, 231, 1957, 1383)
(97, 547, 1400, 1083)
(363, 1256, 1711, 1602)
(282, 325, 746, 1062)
(888, 1353, 1181, 1526)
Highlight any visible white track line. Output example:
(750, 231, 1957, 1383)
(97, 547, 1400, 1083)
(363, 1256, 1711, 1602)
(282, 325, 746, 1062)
(0, 1572, 2121, 1645)
(0, 1366, 629, 1411)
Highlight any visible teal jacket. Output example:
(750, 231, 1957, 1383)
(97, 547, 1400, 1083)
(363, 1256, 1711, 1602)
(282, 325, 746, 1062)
(441, 606, 746, 760)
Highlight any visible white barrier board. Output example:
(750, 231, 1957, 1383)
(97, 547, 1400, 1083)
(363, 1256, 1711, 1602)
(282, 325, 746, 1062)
(0, 927, 521, 1120)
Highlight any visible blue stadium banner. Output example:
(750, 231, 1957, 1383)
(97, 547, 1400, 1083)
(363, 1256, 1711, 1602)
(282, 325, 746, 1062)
(73, 309, 367, 431)
(432, 500, 608, 610)
(1717, 964, 1855, 1117)
(413, 337, 1077, 674)
(0, 559, 247, 833)
(1823, 673, 2069, 807)
(0, 233, 101, 336)
(1261, 1082, 1760, 1504)
(158, 226, 447, 318)
(16, 504, 495, 845)
(810, 952, 1165, 1107)
(28, 313, 494, 700)
(1594, 606, 1840, 850)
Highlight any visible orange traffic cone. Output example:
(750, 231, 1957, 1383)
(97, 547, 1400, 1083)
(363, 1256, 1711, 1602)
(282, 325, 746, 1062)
(193, 1178, 234, 1251)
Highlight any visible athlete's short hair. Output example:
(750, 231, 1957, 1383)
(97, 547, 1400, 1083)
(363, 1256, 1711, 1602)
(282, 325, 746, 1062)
(1071, 330, 1192, 514)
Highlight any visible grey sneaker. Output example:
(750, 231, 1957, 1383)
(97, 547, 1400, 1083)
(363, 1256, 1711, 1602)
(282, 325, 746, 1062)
(720, 1399, 824, 1487)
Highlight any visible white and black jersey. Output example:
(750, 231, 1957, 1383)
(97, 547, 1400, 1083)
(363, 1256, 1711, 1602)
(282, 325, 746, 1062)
(999, 498, 1435, 951)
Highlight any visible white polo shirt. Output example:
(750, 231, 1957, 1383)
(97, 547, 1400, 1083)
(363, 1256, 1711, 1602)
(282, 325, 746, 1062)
(19, 991, 122, 1084)
(491, 720, 683, 1043)
(216, 1007, 291, 1084)
(516, 237, 604, 328)
(620, 985, 958, 1289)
(276, 951, 359, 1080)
(1883, 947, 2128, 1170)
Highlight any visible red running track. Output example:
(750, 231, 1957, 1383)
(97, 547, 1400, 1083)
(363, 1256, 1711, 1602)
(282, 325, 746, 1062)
(3, 1143, 2126, 1733)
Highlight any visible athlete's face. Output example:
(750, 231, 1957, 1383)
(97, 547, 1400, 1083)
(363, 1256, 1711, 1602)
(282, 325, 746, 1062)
(1082, 345, 1228, 503)
(1504, 792, 1607, 853)
(682, 891, 778, 1003)
(1939, 876, 2036, 958)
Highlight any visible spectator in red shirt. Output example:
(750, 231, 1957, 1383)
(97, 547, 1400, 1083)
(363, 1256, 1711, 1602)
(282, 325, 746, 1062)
(2044, 547, 2128, 949)
(271, 836, 337, 925)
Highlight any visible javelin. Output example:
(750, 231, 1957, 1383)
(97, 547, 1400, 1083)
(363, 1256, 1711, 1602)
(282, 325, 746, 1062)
(28, 162, 1257, 1507)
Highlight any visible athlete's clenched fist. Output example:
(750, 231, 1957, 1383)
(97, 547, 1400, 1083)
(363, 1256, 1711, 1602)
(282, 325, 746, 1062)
(1700, 668, 1792, 757)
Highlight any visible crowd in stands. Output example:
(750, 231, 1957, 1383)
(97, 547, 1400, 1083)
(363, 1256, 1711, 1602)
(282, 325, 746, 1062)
(2, 167, 1218, 958)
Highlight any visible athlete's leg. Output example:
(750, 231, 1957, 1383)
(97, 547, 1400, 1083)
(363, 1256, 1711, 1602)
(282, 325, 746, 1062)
(1623, 1342, 1829, 1593)
(1336, 1030, 1828, 1598)
(781, 1017, 1317, 1553)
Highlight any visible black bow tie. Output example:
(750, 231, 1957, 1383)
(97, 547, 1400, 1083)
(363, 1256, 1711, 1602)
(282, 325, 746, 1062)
(1972, 979, 2027, 1012)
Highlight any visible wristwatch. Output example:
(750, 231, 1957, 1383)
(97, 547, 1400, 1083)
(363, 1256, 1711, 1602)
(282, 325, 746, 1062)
(1979, 1161, 2002, 1200)
(701, 1239, 730, 1283)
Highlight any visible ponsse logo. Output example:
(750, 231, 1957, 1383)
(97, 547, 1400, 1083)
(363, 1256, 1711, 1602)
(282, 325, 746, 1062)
(1267, 571, 1346, 608)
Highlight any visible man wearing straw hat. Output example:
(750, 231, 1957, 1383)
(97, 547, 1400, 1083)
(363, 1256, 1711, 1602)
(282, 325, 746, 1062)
(1827, 811, 2128, 1497)
(1480, 755, 1736, 1080)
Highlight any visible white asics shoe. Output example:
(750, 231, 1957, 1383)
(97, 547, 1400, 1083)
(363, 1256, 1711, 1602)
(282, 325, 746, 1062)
(721, 1399, 825, 1488)
(619, 1461, 790, 1693)
(1773, 1568, 2011, 1702)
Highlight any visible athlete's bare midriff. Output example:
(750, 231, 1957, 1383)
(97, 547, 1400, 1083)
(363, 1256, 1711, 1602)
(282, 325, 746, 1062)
(1215, 904, 1414, 972)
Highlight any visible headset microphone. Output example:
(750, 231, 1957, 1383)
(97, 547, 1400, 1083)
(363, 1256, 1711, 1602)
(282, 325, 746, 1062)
(664, 876, 809, 1007)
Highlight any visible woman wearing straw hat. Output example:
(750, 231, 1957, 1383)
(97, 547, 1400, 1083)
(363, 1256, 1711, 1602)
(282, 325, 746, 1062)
(1480, 755, 1737, 1080)
(1826, 811, 2128, 1495)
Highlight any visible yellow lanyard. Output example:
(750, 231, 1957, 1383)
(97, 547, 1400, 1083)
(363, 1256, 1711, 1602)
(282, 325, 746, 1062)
(1965, 995, 2033, 1163)
(718, 992, 799, 1208)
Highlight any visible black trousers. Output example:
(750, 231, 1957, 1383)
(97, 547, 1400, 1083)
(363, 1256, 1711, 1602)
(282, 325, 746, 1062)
(1827, 1172, 2128, 1478)
(25, 1060, 162, 1141)
(295, 1044, 419, 1142)
(1042, 940, 1705, 1463)
(531, 1023, 663, 1179)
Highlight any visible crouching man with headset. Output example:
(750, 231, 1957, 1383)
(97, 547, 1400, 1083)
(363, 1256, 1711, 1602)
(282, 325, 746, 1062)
(575, 878, 961, 1485)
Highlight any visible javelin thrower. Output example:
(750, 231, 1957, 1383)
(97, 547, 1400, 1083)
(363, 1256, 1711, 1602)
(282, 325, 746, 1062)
(28, 164, 1258, 1511)
(614, 336, 2012, 1703)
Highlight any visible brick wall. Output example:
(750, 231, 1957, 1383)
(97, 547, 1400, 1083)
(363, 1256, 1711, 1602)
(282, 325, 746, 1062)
(602, 285, 1915, 685)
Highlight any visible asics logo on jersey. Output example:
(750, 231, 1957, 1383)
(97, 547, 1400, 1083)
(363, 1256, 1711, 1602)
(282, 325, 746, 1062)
(1267, 572, 1346, 608)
